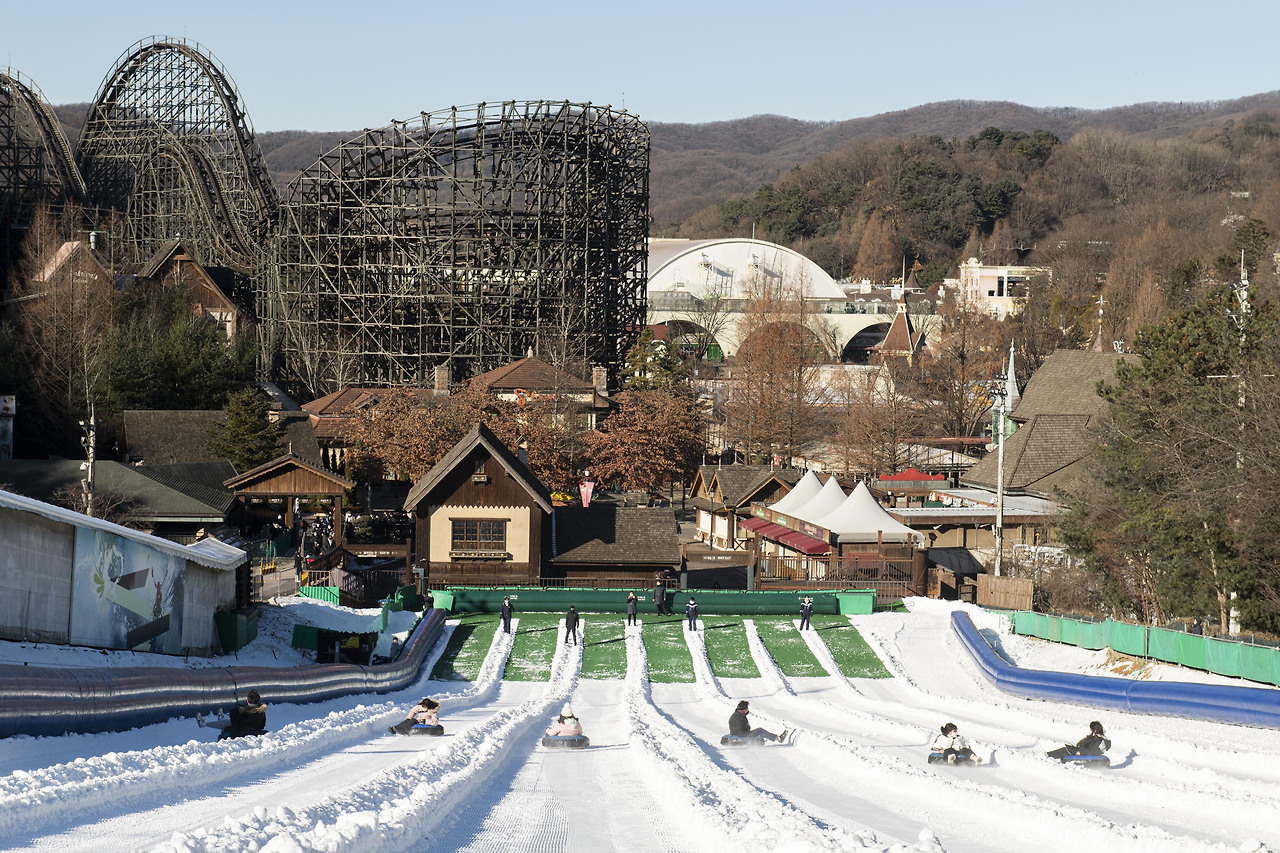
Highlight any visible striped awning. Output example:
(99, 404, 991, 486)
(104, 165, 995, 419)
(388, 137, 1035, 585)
(778, 531, 831, 555)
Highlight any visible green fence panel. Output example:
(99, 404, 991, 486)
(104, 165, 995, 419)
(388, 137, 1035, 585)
(299, 586, 339, 605)
(1204, 637, 1242, 678)
(1059, 618, 1079, 647)
(1174, 632, 1207, 671)
(1013, 611, 1036, 636)
(1076, 620, 1110, 650)
(835, 591, 876, 615)
(1237, 644, 1280, 686)
(1108, 619, 1148, 657)
(1146, 627, 1182, 663)
(432, 591, 454, 612)
(1043, 614, 1062, 643)
(444, 587, 852, 616)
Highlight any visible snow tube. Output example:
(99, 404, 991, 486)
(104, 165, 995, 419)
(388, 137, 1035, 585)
(409, 724, 444, 736)
(720, 734, 766, 746)
(927, 750, 977, 766)
(217, 729, 268, 741)
(1061, 753, 1111, 767)
(951, 611, 1280, 728)
(0, 608, 449, 738)
(541, 734, 590, 749)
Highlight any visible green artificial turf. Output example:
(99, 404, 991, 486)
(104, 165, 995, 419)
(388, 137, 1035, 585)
(638, 615, 696, 682)
(429, 613, 498, 681)
(504, 613, 564, 681)
(701, 616, 759, 678)
(752, 617, 828, 677)
(580, 616, 628, 679)
(809, 616, 891, 678)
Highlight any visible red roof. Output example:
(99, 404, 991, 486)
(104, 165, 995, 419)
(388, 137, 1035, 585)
(469, 357, 594, 393)
(778, 531, 832, 555)
(879, 467, 944, 482)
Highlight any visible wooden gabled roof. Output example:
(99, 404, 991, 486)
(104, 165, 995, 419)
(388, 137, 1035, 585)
(223, 454, 354, 494)
(403, 422, 553, 513)
(874, 291, 925, 361)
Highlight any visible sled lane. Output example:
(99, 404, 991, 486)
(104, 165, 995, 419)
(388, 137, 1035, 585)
(0, 620, 516, 851)
(143, 619, 580, 852)
(754, 611, 1280, 852)
(634, 624, 938, 853)
(431, 623, 692, 853)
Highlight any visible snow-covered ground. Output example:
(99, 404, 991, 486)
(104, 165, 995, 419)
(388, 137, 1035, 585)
(1, 597, 1277, 853)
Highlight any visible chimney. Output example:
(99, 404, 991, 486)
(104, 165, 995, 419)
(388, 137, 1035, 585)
(592, 366, 609, 397)
(433, 364, 450, 397)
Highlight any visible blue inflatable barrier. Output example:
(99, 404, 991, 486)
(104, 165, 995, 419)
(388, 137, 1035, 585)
(0, 608, 448, 738)
(951, 611, 1280, 728)
(541, 734, 590, 749)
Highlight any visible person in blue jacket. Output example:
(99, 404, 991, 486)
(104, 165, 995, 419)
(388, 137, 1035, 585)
(685, 597, 699, 631)
(799, 596, 814, 630)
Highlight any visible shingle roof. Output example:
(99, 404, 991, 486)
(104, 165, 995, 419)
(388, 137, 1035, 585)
(121, 410, 224, 464)
(0, 460, 229, 521)
(224, 454, 354, 491)
(302, 387, 438, 417)
(1011, 349, 1135, 423)
(962, 414, 1093, 498)
(132, 461, 238, 515)
(552, 505, 681, 565)
(469, 357, 593, 393)
(710, 465, 802, 507)
(403, 422, 553, 513)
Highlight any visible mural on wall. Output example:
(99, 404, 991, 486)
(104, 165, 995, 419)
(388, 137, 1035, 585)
(69, 528, 186, 653)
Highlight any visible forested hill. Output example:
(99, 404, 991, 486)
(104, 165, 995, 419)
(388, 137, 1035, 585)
(52, 91, 1280, 219)
(649, 93, 1280, 224)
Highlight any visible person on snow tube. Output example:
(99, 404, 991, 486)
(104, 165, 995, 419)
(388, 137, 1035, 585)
(724, 700, 789, 744)
(200, 690, 267, 740)
(1048, 721, 1110, 761)
(542, 704, 589, 747)
(929, 722, 981, 765)
(389, 697, 442, 735)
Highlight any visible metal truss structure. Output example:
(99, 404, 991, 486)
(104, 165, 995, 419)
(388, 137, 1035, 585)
(3, 40, 651, 393)
(76, 37, 278, 274)
(0, 69, 85, 286)
(270, 101, 649, 391)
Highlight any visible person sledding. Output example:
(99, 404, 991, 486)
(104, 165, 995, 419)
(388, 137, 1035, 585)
(388, 696, 443, 735)
(1048, 721, 1110, 761)
(724, 700, 791, 744)
(542, 703, 590, 748)
(199, 690, 267, 740)
(929, 722, 981, 765)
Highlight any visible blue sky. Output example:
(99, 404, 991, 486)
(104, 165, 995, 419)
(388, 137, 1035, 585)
(5, 0, 1278, 132)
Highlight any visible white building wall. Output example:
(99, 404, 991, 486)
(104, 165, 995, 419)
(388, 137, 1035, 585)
(0, 507, 74, 642)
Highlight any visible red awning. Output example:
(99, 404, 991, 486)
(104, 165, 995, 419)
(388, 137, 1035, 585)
(738, 516, 771, 532)
(778, 531, 831, 555)
(757, 522, 792, 539)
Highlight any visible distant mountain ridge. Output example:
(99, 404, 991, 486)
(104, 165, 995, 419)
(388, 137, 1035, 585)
(53, 91, 1280, 224)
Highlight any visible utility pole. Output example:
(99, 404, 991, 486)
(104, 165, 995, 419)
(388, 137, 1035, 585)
(994, 391, 1006, 577)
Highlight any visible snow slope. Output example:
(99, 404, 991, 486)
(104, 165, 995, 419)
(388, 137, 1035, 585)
(0, 600, 1276, 852)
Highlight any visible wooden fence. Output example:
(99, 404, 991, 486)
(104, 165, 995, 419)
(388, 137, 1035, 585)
(974, 574, 1034, 611)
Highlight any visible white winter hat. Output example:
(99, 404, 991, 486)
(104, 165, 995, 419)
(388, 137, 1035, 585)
(561, 704, 575, 717)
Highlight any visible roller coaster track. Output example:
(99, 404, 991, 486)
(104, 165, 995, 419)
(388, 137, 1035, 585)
(0, 68, 85, 204)
(76, 36, 277, 269)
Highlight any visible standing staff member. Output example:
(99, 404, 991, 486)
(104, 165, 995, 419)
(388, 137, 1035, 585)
(685, 597, 699, 631)
(799, 596, 814, 631)
(625, 591, 638, 626)
(653, 578, 668, 616)
(565, 606, 580, 645)
(500, 596, 513, 634)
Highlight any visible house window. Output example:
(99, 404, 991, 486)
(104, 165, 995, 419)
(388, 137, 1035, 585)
(451, 519, 507, 555)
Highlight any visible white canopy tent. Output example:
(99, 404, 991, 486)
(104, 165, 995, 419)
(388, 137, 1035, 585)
(811, 481, 924, 544)
(767, 470, 823, 516)
(790, 476, 847, 524)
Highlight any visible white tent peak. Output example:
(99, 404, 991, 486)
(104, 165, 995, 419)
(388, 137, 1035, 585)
(811, 481, 923, 543)
(768, 470, 823, 515)
(791, 475, 847, 524)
